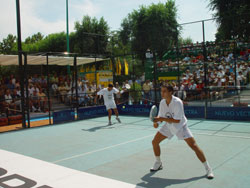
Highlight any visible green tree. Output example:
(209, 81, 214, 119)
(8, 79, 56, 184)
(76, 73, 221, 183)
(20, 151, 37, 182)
(39, 32, 66, 52)
(209, 0, 250, 41)
(107, 31, 131, 56)
(25, 32, 44, 44)
(20, 32, 66, 53)
(0, 34, 17, 54)
(179, 37, 193, 46)
(120, 0, 179, 59)
(73, 16, 109, 54)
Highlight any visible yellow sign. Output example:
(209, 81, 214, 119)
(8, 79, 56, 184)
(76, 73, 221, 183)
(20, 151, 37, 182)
(97, 71, 113, 87)
(84, 71, 113, 87)
(85, 73, 96, 83)
(158, 77, 177, 81)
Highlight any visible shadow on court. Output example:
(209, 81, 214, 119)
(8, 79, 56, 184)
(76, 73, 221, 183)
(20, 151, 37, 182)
(137, 172, 206, 188)
(82, 124, 115, 132)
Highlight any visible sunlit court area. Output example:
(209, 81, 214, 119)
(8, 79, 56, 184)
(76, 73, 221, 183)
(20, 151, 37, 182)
(0, 0, 249, 187)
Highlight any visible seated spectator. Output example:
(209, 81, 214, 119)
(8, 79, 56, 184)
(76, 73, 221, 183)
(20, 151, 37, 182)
(38, 89, 49, 112)
(85, 85, 95, 105)
(30, 90, 41, 112)
(142, 80, 151, 104)
(50, 73, 59, 84)
(66, 87, 76, 105)
(58, 83, 68, 103)
(4, 89, 17, 115)
(15, 80, 20, 88)
(12, 89, 21, 110)
(0, 90, 6, 114)
(40, 76, 47, 88)
(65, 80, 72, 92)
(78, 86, 86, 106)
(6, 80, 15, 91)
(115, 82, 121, 104)
(32, 74, 40, 84)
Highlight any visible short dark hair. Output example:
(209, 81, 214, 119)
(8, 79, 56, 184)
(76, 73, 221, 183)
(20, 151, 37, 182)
(162, 85, 174, 93)
(108, 84, 114, 88)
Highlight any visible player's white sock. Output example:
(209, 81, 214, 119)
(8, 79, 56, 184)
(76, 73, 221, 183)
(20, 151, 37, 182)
(116, 117, 121, 123)
(203, 161, 214, 179)
(203, 161, 210, 170)
(155, 156, 161, 163)
(150, 156, 162, 171)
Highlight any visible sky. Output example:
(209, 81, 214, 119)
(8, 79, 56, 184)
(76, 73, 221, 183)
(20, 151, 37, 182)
(0, 0, 217, 42)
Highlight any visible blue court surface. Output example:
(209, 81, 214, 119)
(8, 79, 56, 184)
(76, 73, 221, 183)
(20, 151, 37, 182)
(0, 115, 250, 188)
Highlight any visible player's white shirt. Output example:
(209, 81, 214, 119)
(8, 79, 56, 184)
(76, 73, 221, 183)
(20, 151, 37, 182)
(97, 88, 119, 105)
(158, 96, 187, 134)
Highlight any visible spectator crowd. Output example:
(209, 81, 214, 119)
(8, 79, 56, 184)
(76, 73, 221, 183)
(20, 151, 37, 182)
(0, 44, 249, 116)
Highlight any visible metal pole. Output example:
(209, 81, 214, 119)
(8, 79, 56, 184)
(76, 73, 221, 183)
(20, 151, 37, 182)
(153, 52, 157, 105)
(176, 34, 180, 89)
(16, 0, 26, 128)
(179, 18, 215, 26)
(94, 56, 97, 94)
(23, 53, 30, 128)
(66, 0, 70, 53)
(132, 54, 135, 105)
(132, 54, 136, 87)
(46, 54, 52, 125)
(95, 36, 98, 92)
(74, 55, 79, 119)
(202, 21, 208, 119)
(110, 36, 116, 84)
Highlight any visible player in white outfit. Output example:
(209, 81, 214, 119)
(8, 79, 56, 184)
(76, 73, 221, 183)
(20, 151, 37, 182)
(95, 84, 122, 125)
(151, 85, 214, 179)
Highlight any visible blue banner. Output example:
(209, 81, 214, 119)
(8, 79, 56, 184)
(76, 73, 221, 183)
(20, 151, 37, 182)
(77, 106, 107, 120)
(53, 109, 75, 124)
(207, 107, 250, 121)
(118, 105, 152, 116)
(184, 106, 205, 118)
(52, 105, 250, 124)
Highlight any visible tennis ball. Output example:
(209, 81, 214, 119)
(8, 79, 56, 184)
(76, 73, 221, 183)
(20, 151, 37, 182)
(123, 106, 125, 109)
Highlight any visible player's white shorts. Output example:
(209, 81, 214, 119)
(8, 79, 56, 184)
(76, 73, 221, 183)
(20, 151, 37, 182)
(105, 102, 117, 110)
(159, 124, 193, 140)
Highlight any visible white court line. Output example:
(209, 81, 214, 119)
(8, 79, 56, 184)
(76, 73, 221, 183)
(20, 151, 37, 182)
(194, 132, 250, 139)
(53, 134, 154, 164)
(53, 131, 250, 164)
(0, 149, 142, 188)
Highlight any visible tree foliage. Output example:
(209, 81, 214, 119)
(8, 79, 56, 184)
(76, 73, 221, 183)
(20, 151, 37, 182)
(20, 32, 67, 53)
(209, 0, 250, 41)
(73, 16, 109, 54)
(0, 34, 17, 54)
(120, 0, 179, 59)
(25, 32, 44, 44)
(0, 16, 110, 55)
(178, 37, 194, 46)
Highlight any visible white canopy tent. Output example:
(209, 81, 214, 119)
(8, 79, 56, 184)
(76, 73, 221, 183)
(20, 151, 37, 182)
(0, 55, 108, 66)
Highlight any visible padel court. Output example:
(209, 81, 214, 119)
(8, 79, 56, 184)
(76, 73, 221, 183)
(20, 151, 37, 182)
(0, 115, 250, 188)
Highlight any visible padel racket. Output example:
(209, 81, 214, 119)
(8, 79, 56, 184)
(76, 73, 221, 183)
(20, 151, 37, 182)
(149, 105, 158, 122)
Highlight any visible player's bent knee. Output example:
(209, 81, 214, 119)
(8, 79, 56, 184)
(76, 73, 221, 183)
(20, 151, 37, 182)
(152, 139, 159, 146)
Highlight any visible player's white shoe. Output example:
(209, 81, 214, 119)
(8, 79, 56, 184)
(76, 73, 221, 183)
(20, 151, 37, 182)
(150, 161, 163, 172)
(116, 117, 121, 123)
(108, 121, 112, 126)
(206, 168, 214, 179)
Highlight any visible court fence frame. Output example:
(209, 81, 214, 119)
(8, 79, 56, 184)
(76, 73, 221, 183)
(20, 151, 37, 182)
(2, 17, 249, 130)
